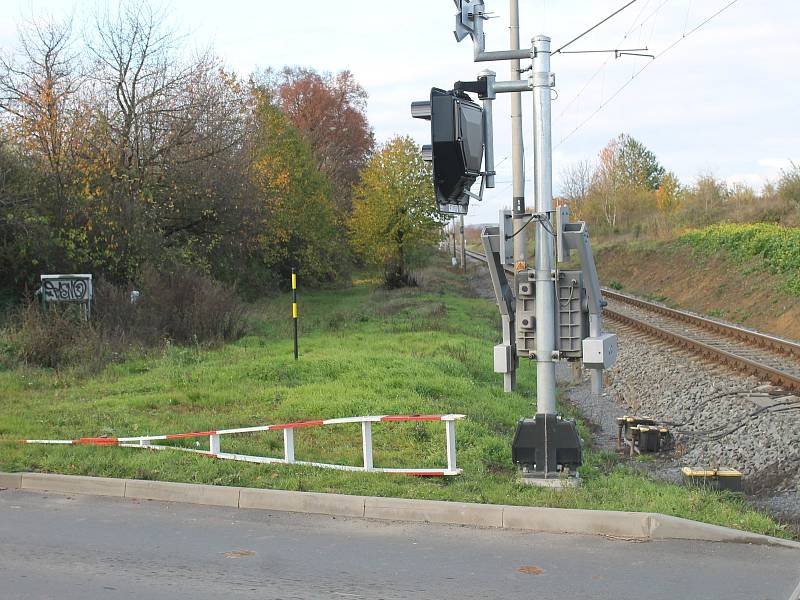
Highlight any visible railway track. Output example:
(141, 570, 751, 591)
(464, 249, 800, 392)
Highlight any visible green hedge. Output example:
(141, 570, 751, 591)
(678, 223, 800, 294)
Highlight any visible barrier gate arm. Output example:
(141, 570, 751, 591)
(22, 414, 466, 477)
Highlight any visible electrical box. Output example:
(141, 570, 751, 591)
(557, 270, 588, 359)
(494, 344, 513, 374)
(582, 333, 619, 369)
(512, 414, 582, 472)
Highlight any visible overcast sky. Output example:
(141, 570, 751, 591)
(3, 1, 799, 224)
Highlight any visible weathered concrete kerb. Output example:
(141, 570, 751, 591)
(2, 472, 798, 549)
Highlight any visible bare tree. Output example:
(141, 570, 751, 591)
(560, 159, 594, 211)
(86, 2, 198, 176)
(0, 16, 80, 210)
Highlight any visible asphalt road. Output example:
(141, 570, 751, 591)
(1, 489, 799, 600)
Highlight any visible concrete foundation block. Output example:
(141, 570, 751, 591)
(21, 473, 126, 497)
(239, 488, 366, 518)
(364, 497, 504, 528)
(125, 480, 240, 508)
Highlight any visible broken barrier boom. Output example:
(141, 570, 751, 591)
(22, 414, 466, 477)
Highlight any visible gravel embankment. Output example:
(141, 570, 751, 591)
(564, 324, 800, 525)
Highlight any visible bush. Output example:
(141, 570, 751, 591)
(129, 265, 249, 345)
(778, 163, 800, 207)
(383, 266, 418, 290)
(2, 267, 249, 371)
(4, 303, 115, 371)
(678, 223, 800, 294)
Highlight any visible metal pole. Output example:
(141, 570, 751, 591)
(451, 219, 457, 266)
(292, 268, 298, 360)
(509, 0, 527, 270)
(460, 215, 467, 273)
(532, 35, 557, 415)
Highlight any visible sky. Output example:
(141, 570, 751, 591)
(2, 0, 799, 224)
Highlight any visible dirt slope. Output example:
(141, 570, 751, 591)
(595, 242, 800, 341)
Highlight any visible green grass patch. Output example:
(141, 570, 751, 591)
(0, 258, 789, 538)
(678, 223, 800, 294)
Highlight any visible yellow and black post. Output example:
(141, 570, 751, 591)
(292, 268, 299, 360)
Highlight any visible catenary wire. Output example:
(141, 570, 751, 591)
(553, 0, 641, 55)
(554, 0, 740, 149)
(554, 0, 667, 124)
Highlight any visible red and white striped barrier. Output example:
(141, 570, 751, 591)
(22, 414, 466, 476)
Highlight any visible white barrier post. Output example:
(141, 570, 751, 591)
(445, 420, 457, 473)
(210, 434, 220, 455)
(361, 421, 374, 470)
(283, 429, 295, 464)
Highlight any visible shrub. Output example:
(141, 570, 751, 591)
(678, 223, 800, 294)
(130, 265, 249, 345)
(778, 162, 800, 207)
(4, 303, 114, 371)
(2, 267, 249, 371)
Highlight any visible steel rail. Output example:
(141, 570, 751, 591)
(463, 249, 800, 392)
(605, 309, 800, 392)
(602, 288, 800, 359)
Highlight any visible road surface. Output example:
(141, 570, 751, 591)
(1, 489, 798, 599)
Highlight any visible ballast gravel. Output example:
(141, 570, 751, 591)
(562, 325, 800, 526)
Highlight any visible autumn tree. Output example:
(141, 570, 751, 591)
(0, 4, 359, 298)
(349, 136, 443, 287)
(245, 91, 347, 289)
(264, 67, 374, 213)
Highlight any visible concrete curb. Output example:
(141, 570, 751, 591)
(2, 472, 798, 549)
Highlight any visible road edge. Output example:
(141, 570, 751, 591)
(2, 472, 797, 549)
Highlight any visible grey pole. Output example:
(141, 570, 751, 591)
(460, 215, 467, 273)
(509, 0, 527, 269)
(532, 35, 557, 415)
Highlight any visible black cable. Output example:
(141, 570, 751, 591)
(674, 400, 800, 441)
(553, 0, 640, 55)
(504, 215, 536, 240)
(505, 212, 557, 241)
(660, 389, 752, 428)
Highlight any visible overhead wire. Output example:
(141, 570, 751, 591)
(557, 0, 670, 123)
(553, 0, 641, 55)
(554, 0, 665, 124)
(554, 0, 741, 149)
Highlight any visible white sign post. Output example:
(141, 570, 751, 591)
(40, 274, 93, 321)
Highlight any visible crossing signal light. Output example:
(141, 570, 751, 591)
(411, 88, 485, 215)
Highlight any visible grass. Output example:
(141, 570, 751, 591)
(678, 223, 800, 295)
(0, 257, 790, 538)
